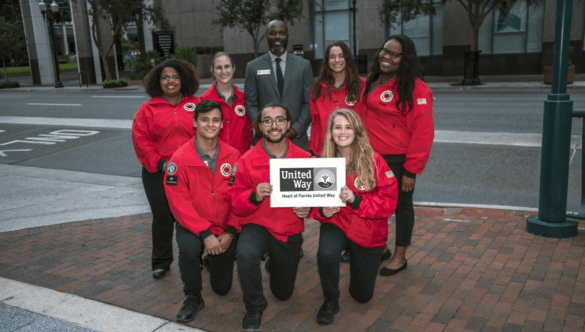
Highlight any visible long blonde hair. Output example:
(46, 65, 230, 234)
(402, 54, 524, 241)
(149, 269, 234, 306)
(322, 108, 376, 191)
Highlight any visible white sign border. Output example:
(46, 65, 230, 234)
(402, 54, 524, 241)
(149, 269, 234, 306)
(270, 157, 346, 208)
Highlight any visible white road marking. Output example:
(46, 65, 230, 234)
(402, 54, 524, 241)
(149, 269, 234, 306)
(0, 117, 582, 149)
(91, 96, 145, 98)
(27, 103, 82, 106)
(0, 149, 32, 157)
(0, 130, 5, 133)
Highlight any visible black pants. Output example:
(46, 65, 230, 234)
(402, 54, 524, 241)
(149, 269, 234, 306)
(383, 157, 415, 247)
(175, 223, 236, 297)
(317, 223, 384, 303)
(236, 224, 302, 312)
(142, 167, 174, 271)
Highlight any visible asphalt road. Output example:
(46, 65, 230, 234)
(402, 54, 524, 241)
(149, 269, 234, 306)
(0, 89, 582, 211)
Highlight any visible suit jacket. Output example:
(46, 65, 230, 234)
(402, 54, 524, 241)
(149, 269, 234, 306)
(244, 52, 313, 138)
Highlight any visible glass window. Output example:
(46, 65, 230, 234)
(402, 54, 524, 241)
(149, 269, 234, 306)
(387, 1, 443, 56)
(478, 0, 544, 54)
(313, 0, 353, 59)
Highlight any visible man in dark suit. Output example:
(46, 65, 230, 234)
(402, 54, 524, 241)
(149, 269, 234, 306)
(244, 20, 313, 150)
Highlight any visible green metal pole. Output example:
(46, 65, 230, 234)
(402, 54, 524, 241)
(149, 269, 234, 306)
(526, 0, 577, 237)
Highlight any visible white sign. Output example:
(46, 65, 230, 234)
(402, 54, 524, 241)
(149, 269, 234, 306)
(270, 158, 346, 208)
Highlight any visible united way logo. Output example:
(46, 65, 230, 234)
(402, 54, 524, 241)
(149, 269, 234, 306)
(380, 91, 393, 102)
(315, 169, 335, 189)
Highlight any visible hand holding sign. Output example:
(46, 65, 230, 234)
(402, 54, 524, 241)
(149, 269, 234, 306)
(339, 186, 355, 204)
(255, 183, 273, 202)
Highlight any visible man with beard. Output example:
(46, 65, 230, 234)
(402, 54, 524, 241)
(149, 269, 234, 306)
(224, 102, 311, 331)
(244, 20, 313, 150)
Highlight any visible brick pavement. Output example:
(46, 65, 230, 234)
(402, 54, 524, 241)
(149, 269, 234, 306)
(1, 208, 585, 332)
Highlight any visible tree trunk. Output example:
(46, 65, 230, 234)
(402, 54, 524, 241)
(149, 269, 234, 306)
(101, 53, 112, 81)
(2, 58, 7, 84)
(253, 38, 258, 59)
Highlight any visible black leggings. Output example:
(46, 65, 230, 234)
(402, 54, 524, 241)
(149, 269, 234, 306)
(383, 157, 415, 247)
(317, 223, 384, 303)
(141, 167, 175, 271)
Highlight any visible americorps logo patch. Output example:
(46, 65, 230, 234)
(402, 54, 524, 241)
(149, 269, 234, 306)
(279, 167, 337, 192)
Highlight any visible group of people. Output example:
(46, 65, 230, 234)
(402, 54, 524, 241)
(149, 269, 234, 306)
(132, 19, 434, 332)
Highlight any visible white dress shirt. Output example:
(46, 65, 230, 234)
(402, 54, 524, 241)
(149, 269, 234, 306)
(269, 51, 287, 81)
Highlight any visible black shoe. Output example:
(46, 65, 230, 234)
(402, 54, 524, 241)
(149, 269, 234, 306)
(242, 310, 263, 331)
(176, 295, 205, 322)
(264, 257, 270, 273)
(316, 298, 340, 324)
(341, 249, 350, 262)
(380, 259, 408, 276)
(152, 267, 169, 279)
(381, 248, 392, 262)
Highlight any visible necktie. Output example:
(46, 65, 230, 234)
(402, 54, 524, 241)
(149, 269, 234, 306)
(275, 58, 284, 97)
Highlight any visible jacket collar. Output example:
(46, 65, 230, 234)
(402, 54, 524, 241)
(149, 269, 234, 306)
(179, 138, 236, 167)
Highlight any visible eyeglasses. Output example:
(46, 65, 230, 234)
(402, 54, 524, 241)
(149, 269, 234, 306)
(380, 49, 402, 59)
(261, 117, 287, 127)
(160, 75, 181, 82)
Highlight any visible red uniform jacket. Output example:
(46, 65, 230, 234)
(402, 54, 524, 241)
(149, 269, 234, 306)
(312, 152, 398, 248)
(223, 138, 311, 242)
(364, 78, 434, 175)
(164, 138, 241, 237)
(132, 96, 200, 173)
(200, 83, 253, 155)
(309, 78, 366, 156)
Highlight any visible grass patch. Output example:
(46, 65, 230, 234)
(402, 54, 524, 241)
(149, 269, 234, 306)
(0, 63, 79, 78)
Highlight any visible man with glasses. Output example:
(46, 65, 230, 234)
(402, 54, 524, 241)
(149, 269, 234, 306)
(224, 102, 311, 331)
(244, 20, 313, 150)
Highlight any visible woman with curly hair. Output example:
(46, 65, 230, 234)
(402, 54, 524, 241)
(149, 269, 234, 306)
(312, 108, 398, 325)
(132, 59, 200, 279)
(363, 35, 435, 276)
(308, 41, 364, 157)
(200, 52, 253, 154)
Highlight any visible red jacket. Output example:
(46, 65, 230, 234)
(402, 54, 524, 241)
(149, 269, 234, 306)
(132, 96, 200, 173)
(164, 138, 241, 237)
(309, 78, 366, 156)
(223, 138, 311, 242)
(364, 78, 434, 175)
(312, 152, 398, 248)
(200, 83, 253, 155)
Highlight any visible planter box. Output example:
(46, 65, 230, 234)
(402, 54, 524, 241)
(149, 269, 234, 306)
(544, 65, 574, 84)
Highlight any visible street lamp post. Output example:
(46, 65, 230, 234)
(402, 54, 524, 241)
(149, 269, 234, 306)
(39, 0, 64, 88)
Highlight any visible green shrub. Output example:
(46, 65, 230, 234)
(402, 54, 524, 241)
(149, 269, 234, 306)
(102, 78, 128, 88)
(0, 80, 20, 89)
(59, 63, 78, 72)
(195, 45, 224, 55)
(170, 47, 198, 67)
(131, 51, 163, 80)
(0, 66, 31, 78)
(58, 59, 67, 64)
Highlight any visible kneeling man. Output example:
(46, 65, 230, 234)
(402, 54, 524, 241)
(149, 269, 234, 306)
(164, 100, 241, 322)
(224, 102, 311, 331)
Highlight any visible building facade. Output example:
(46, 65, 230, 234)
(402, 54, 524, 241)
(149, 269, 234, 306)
(159, 0, 585, 77)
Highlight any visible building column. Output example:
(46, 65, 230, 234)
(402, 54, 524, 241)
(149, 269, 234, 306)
(20, 0, 55, 85)
(69, 0, 96, 84)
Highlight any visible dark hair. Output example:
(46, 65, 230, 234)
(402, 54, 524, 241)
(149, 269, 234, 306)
(256, 101, 292, 124)
(210, 52, 235, 71)
(194, 100, 223, 121)
(143, 59, 200, 98)
(363, 35, 423, 115)
(312, 41, 362, 103)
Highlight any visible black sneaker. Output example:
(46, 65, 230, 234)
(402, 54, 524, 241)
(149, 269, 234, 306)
(176, 295, 205, 322)
(316, 298, 339, 324)
(242, 310, 263, 331)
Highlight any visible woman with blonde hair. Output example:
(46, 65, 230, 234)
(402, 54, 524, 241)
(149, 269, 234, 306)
(312, 108, 398, 325)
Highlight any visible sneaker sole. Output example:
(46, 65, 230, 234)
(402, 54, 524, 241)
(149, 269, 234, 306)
(176, 300, 205, 322)
(316, 306, 340, 324)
